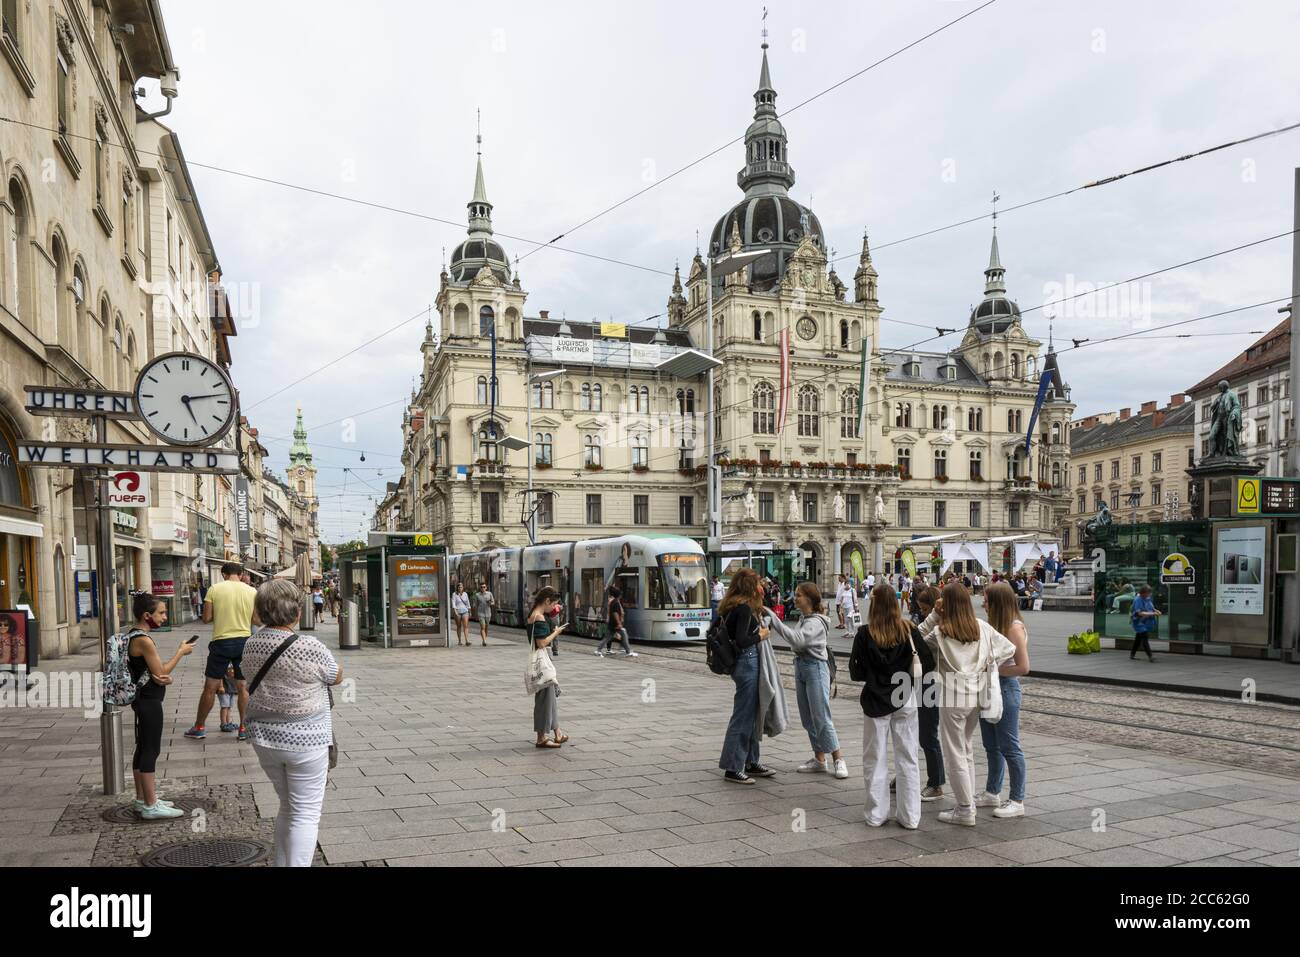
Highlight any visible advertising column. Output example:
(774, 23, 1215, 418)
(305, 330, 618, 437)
(388, 555, 446, 648)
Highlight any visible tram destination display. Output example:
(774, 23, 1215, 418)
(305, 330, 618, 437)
(1260, 478, 1300, 516)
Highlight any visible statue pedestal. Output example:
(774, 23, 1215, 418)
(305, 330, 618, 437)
(1187, 457, 1263, 519)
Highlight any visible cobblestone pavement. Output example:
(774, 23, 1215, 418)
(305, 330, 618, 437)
(1, 621, 1298, 867)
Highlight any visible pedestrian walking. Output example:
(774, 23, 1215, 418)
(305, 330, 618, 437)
(526, 587, 568, 748)
(187, 562, 257, 742)
(218, 664, 239, 732)
(474, 582, 495, 646)
(976, 582, 1031, 818)
(717, 568, 775, 784)
(838, 578, 859, 634)
(917, 582, 1016, 827)
(763, 583, 847, 779)
(126, 593, 195, 819)
(311, 584, 325, 622)
(834, 575, 849, 630)
(244, 580, 343, 867)
(1130, 584, 1160, 661)
(596, 584, 636, 657)
(711, 576, 725, 623)
(452, 582, 471, 646)
(849, 582, 935, 829)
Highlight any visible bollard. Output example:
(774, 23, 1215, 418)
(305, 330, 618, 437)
(100, 706, 125, 796)
(300, 595, 315, 631)
(339, 600, 360, 650)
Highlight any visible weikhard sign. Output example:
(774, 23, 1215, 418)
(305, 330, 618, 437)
(18, 442, 239, 473)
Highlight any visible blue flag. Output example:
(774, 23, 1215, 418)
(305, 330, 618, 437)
(1024, 369, 1053, 457)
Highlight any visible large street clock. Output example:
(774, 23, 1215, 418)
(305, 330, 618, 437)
(134, 352, 236, 447)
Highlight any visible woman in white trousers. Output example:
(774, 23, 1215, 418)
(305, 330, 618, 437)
(242, 579, 343, 866)
(918, 582, 1016, 827)
(848, 583, 937, 829)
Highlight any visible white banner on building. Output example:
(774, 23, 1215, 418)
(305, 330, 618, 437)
(630, 343, 661, 366)
(547, 336, 594, 364)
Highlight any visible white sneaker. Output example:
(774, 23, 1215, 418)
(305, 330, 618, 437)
(993, 800, 1025, 819)
(625, 651, 639, 657)
(833, 759, 849, 779)
(594, 650, 605, 657)
(796, 758, 828, 773)
(937, 808, 977, 827)
(975, 791, 1001, 808)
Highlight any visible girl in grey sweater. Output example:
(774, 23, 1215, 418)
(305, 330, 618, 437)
(764, 582, 848, 779)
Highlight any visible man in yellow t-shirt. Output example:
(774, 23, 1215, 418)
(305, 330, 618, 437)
(186, 562, 259, 741)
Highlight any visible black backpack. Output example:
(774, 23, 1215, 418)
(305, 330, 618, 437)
(705, 615, 737, 676)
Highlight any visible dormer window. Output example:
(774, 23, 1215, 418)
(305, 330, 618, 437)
(942, 364, 957, 381)
(904, 360, 921, 378)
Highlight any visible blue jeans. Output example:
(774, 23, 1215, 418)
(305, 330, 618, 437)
(979, 676, 1025, 801)
(794, 657, 839, 754)
(718, 646, 761, 773)
(917, 686, 945, 788)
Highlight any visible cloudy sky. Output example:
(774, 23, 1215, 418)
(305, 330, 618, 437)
(154, 0, 1300, 541)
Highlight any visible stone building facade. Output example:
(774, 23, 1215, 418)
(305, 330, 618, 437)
(389, 39, 1074, 588)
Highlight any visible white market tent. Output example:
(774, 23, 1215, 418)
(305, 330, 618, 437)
(940, 540, 991, 576)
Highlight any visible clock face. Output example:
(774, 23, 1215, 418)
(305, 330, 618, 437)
(134, 352, 236, 447)
(796, 316, 817, 341)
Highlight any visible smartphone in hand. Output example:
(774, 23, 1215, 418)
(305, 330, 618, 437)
(185, 635, 200, 644)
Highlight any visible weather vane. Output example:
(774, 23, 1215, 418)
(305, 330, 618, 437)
(762, 6, 769, 45)
(991, 190, 1000, 228)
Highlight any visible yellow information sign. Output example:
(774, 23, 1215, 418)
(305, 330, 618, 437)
(1236, 478, 1261, 514)
(414, 533, 433, 546)
(600, 322, 627, 338)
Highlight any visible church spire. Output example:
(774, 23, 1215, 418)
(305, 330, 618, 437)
(854, 229, 879, 304)
(738, 16, 794, 197)
(984, 190, 1006, 296)
(289, 406, 313, 467)
(667, 261, 687, 326)
(467, 110, 493, 238)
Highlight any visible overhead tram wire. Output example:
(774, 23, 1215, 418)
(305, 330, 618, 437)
(514, 0, 1002, 263)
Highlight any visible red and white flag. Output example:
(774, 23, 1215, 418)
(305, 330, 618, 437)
(776, 325, 791, 434)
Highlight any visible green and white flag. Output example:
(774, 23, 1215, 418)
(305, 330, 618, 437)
(857, 334, 872, 438)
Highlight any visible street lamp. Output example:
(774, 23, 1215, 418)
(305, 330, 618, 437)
(525, 367, 566, 545)
(704, 248, 769, 562)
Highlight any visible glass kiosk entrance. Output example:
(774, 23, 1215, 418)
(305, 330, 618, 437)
(337, 533, 448, 648)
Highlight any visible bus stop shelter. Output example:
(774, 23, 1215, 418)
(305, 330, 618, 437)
(337, 532, 449, 648)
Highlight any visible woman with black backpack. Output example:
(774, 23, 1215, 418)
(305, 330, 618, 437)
(763, 583, 847, 779)
(849, 582, 935, 829)
(716, 569, 773, 785)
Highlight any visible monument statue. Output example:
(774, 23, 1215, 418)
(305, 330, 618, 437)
(743, 487, 757, 521)
(787, 489, 800, 523)
(1208, 379, 1243, 458)
(1188, 480, 1203, 519)
(874, 491, 886, 524)
(1084, 501, 1113, 539)
(833, 490, 846, 522)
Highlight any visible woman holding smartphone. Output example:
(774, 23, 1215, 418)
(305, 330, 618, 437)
(127, 593, 196, 818)
(528, 587, 569, 748)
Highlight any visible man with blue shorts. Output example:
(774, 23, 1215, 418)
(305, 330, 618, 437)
(186, 562, 259, 741)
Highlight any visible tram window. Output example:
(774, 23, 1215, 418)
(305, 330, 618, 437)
(615, 570, 639, 608)
(580, 568, 605, 623)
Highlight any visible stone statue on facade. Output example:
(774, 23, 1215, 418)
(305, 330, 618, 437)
(833, 491, 846, 522)
(787, 489, 800, 523)
(874, 491, 886, 524)
(743, 487, 757, 521)
(1208, 379, 1243, 459)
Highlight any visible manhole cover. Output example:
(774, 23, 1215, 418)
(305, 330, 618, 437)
(101, 797, 213, 825)
(141, 838, 268, 868)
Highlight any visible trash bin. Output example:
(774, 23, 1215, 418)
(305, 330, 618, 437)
(339, 600, 360, 650)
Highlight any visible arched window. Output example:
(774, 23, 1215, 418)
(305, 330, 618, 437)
(535, 432, 552, 465)
(479, 305, 494, 337)
(583, 433, 602, 467)
(591, 383, 602, 411)
(532, 379, 553, 408)
(1052, 462, 1061, 487)
(714, 385, 722, 437)
(894, 402, 912, 429)
(934, 448, 947, 478)
(840, 388, 860, 438)
(112, 316, 124, 390)
(477, 376, 488, 404)
(931, 404, 948, 431)
(72, 262, 87, 356)
(1007, 409, 1023, 433)
(677, 388, 695, 417)
(580, 383, 591, 410)
(839, 320, 849, 349)
(125, 331, 136, 387)
(896, 447, 911, 476)
(1051, 422, 1062, 445)
(850, 320, 861, 348)
(51, 234, 71, 349)
(631, 433, 648, 468)
(752, 311, 763, 341)
(969, 449, 983, 479)
(753, 383, 775, 434)
(967, 407, 983, 432)
(477, 423, 500, 462)
(1010, 354, 1020, 379)
(6, 179, 30, 318)
(797, 385, 819, 436)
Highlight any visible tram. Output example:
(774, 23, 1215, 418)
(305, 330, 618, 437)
(449, 534, 711, 643)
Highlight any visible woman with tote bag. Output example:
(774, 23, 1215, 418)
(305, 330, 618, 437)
(975, 582, 1031, 818)
(917, 582, 1016, 827)
(526, 587, 568, 748)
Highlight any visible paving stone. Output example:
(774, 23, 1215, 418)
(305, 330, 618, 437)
(982, 836, 1087, 864)
(491, 839, 602, 865)
(903, 848, 1015, 867)
(560, 850, 674, 867)
(653, 838, 769, 866)
(582, 828, 688, 855)
(1196, 824, 1300, 853)
(1067, 845, 1185, 867)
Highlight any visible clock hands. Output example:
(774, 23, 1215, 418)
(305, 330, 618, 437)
(184, 393, 227, 401)
(180, 395, 199, 424)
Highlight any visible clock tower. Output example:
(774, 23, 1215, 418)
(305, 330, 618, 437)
(288, 406, 317, 508)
